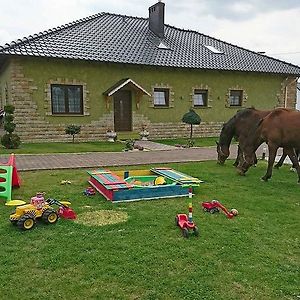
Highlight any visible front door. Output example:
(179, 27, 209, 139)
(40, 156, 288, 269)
(113, 90, 132, 132)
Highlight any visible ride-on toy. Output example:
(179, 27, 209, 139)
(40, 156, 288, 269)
(201, 200, 238, 219)
(9, 193, 76, 231)
(175, 203, 199, 238)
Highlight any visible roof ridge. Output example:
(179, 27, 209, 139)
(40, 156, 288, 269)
(0, 12, 106, 51)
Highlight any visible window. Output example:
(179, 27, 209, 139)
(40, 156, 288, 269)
(51, 84, 83, 114)
(153, 88, 169, 107)
(193, 89, 208, 107)
(203, 45, 224, 54)
(229, 90, 243, 106)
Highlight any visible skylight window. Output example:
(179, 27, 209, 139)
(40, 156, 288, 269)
(158, 42, 170, 49)
(203, 45, 224, 54)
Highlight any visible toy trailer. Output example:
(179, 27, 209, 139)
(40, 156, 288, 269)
(87, 167, 202, 203)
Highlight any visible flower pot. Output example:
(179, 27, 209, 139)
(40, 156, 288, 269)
(139, 130, 149, 141)
(106, 131, 117, 142)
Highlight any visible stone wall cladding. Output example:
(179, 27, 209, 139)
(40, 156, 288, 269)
(9, 59, 115, 142)
(9, 58, 221, 142)
(147, 122, 223, 139)
(277, 76, 298, 108)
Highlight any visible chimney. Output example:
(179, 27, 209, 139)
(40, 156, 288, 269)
(148, 1, 165, 38)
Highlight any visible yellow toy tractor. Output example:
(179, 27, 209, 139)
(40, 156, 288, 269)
(10, 202, 59, 230)
(9, 198, 76, 231)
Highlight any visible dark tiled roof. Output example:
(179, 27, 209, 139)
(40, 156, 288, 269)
(1, 12, 300, 76)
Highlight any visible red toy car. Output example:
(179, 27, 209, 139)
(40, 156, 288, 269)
(83, 187, 96, 196)
(175, 214, 199, 238)
(201, 200, 238, 219)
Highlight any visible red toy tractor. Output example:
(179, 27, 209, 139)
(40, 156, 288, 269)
(201, 200, 238, 219)
(175, 214, 199, 238)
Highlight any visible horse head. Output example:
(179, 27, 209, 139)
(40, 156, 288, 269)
(236, 145, 256, 175)
(216, 141, 230, 165)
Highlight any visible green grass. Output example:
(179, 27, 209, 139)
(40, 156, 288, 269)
(0, 141, 125, 154)
(0, 161, 299, 299)
(0, 137, 219, 155)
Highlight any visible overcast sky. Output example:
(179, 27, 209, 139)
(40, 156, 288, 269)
(1, 0, 300, 67)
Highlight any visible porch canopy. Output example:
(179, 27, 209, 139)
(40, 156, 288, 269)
(103, 78, 151, 97)
(103, 78, 151, 110)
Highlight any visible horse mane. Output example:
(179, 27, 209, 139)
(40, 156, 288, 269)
(219, 107, 258, 145)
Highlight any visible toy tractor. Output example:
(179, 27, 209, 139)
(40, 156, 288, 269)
(10, 201, 59, 230)
(9, 196, 76, 231)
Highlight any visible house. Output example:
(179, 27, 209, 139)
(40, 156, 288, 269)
(0, 1, 300, 142)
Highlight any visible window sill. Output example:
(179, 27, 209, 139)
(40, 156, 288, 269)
(47, 113, 85, 116)
(227, 105, 243, 108)
(193, 106, 212, 109)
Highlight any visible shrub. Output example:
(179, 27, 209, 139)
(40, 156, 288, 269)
(182, 108, 201, 140)
(65, 124, 81, 143)
(1, 134, 21, 149)
(1, 104, 21, 149)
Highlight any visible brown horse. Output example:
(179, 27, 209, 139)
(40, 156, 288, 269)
(238, 108, 300, 183)
(216, 108, 272, 169)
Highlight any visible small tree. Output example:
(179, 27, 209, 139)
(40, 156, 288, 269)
(182, 108, 201, 140)
(65, 124, 81, 143)
(1, 104, 21, 149)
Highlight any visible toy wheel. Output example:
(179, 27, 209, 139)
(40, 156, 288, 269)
(10, 219, 18, 225)
(182, 228, 189, 238)
(203, 207, 208, 212)
(175, 216, 179, 226)
(10, 210, 17, 225)
(42, 209, 58, 224)
(193, 226, 199, 237)
(17, 214, 36, 230)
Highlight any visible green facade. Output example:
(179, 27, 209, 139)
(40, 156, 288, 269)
(0, 56, 294, 142)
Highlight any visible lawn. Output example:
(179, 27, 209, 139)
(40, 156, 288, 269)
(0, 137, 218, 154)
(0, 161, 299, 300)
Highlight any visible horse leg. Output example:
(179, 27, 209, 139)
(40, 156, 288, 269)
(261, 145, 278, 181)
(253, 153, 258, 167)
(286, 148, 300, 183)
(233, 145, 241, 167)
(274, 149, 286, 169)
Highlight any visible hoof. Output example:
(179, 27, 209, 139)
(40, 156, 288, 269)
(237, 169, 246, 176)
(261, 177, 268, 182)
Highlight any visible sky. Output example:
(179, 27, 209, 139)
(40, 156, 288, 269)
(0, 0, 300, 67)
